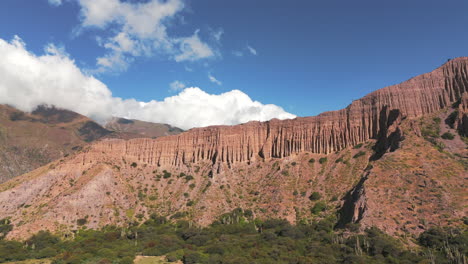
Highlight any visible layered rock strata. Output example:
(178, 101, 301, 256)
(88, 58, 468, 168)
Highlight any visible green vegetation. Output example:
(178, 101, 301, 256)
(0, 218, 12, 240)
(162, 170, 172, 179)
(130, 162, 137, 168)
(76, 218, 87, 226)
(319, 157, 327, 164)
(0, 213, 466, 264)
(308, 192, 321, 201)
(441, 132, 455, 140)
(184, 175, 194, 182)
(311, 201, 327, 215)
(353, 143, 363, 149)
(353, 151, 366, 159)
(421, 116, 441, 144)
(308, 158, 315, 164)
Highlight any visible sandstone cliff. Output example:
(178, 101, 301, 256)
(1, 59, 467, 239)
(89, 58, 468, 169)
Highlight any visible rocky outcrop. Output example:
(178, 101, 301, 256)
(336, 174, 369, 228)
(370, 108, 404, 160)
(90, 58, 468, 168)
(454, 92, 468, 136)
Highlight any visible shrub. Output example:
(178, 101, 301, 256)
(319, 157, 327, 164)
(77, 218, 87, 226)
(308, 158, 315, 164)
(353, 151, 366, 159)
(9, 112, 26, 121)
(441, 132, 455, 140)
(170, 212, 188, 219)
(309, 192, 321, 201)
(163, 170, 172, 179)
(184, 175, 194, 182)
(311, 201, 327, 215)
(0, 218, 13, 239)
(183, 251, 205, 264)
(130, 162, 137, 168)
(353, 143, 363, 149)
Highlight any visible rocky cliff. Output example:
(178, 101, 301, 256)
(454, 92, 468, 136)
(1, 59, 467, 239)
(89, 58, 468, 168)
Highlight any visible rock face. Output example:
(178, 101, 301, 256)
(90, 58, 468, 168)
(454, 92, 468, 136)
(1, 59, 467, 239)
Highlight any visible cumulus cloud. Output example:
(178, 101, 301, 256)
(0, 36, 295, 130)
(208, 74, 222, 86)
(66, 0, 217, 72)
(247, 45, 258, 55)
(169, 80, 186, 92)
(175, 30, 215, 62)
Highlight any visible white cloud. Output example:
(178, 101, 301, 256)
(174, 30, 215, 62)
(169, 80, 186, 92)
(48, 0, 62, 6)
(247, 45, 257, 55)
(0, 36, 295, 130)
(208, 74, 222, 86)
(232, 51, 244, 57)
(212, 28, 224, 42)
(70, 0, 216, 72)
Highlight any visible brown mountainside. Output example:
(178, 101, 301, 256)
(104, 117, 183, 139)
(0, 58, 467, 239)
(0, 105, 112, 183)
(91, 57, 468, 168)
(0, 105, 184, 183)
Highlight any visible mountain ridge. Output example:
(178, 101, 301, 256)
(0, 105, 184, 183)
(0, 58, 467, 240)
(88, 57, 468, 169)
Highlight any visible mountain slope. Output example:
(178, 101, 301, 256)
(0, 58, 467, 239)
(84, 58, 468, 169)
(0, 105, 112, 183)
(104, 117, 183, 139)
(0, 105, 184, 184)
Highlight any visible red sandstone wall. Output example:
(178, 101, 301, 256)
(90, 58, 468, 166)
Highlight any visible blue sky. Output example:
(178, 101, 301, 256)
(0, 0, 468, 128)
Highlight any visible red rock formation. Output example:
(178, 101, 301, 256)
(454, 92, 468, 136)
(88, 58, 468, 168)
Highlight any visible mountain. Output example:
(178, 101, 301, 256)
(0, 105, 184, 184)
(104, 117, 183, 139)
(0, 105, 112, 184)
(0, 58, 467, 239)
